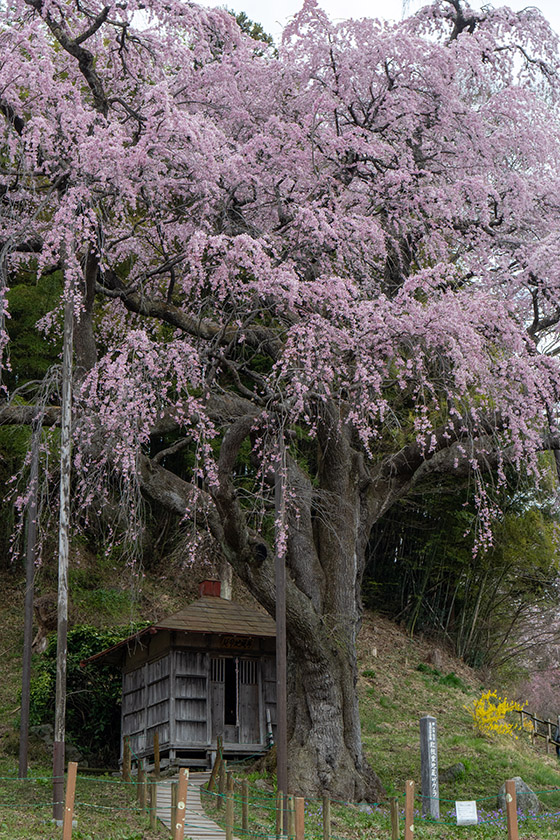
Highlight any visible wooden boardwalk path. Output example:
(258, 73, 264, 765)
(156, 771, 238, 839)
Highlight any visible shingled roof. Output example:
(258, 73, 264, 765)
(154, 595, 276, 637)
(82, 593, 276, 666)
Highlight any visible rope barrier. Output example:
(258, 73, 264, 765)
(0, 774, 66, 781)
(227, 751, 270, 765)
(198, 773, 560, 840)
(76, 775, 137, 785)
(0, 800, 64, 808)
(74, 801, 144, 812)
(9, 765, 560, 838)
(415, 789, 560, 803)
(216, 826, 293, 837)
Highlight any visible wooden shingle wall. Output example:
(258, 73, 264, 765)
(147, 654, 170, 748)
(174, 650, 208, 745)
(122, 666, 146, 756)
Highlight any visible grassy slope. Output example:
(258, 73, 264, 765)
(357, 614, 560, 838)
(357, 613, 560, 801)
(2, 558, 560, 838)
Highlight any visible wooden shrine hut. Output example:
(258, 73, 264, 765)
(85, 580, 277, 768)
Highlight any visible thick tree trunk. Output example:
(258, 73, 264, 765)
(73, 249, 98, 377)
(210, 410, 384, 800)
(281, 420, 383, 799)
(231, 533, 382, 800)
(286, 611, 381, 800)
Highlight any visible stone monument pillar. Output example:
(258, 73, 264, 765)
(420, 715, 439, 819)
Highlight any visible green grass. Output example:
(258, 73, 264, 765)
(200, 770, 560, 840)
(356, 631, 560, 839)
(200, 613, 560, 839)
(357, 616, 560, 836)
(0, 762, 170, 839)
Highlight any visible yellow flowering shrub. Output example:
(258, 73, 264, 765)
(465, 690, 526, 738)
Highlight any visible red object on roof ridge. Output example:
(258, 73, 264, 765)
(198, 579, 221, 598)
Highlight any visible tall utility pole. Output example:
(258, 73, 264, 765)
(19, 416, 41, 778)
(53, 293, 73, 821)
(274, 433, 288, 818)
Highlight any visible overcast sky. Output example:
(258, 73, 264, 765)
(203, 0, 560, 43)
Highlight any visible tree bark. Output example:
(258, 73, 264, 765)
(207, 409, 384, 799)
(287, 632, 378, 800)
(73, 250, 98, 377)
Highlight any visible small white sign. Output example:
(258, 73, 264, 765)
(455, 800, 478, 826)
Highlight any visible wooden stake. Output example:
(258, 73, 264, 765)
(173, 768, 189, 840)
(532, 715, 537, 746)
(276, 789, 284, 838)
(226, 771, 234, 840)
(505, 779, 519, 840)
(149, 780, 157, 830)
(123, 737, 131, 783)
(208, 736, 223, 792)
(404, 780, 414, 840)
(138, 760, 146, 808)
(154, 732, 160, 778)
(287, 794, 296, 840)
(295, 796, 305, 840)
(217, 759, 227, 810)
(62, 761, 78, 840)
(171, 781, 178, 829)
(242, 778, 249, 832)
(142, 766, 148, 811)
(208, 753, 222, 793)
(322, 795, 331, 840)
(390, 796, 399, 840)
